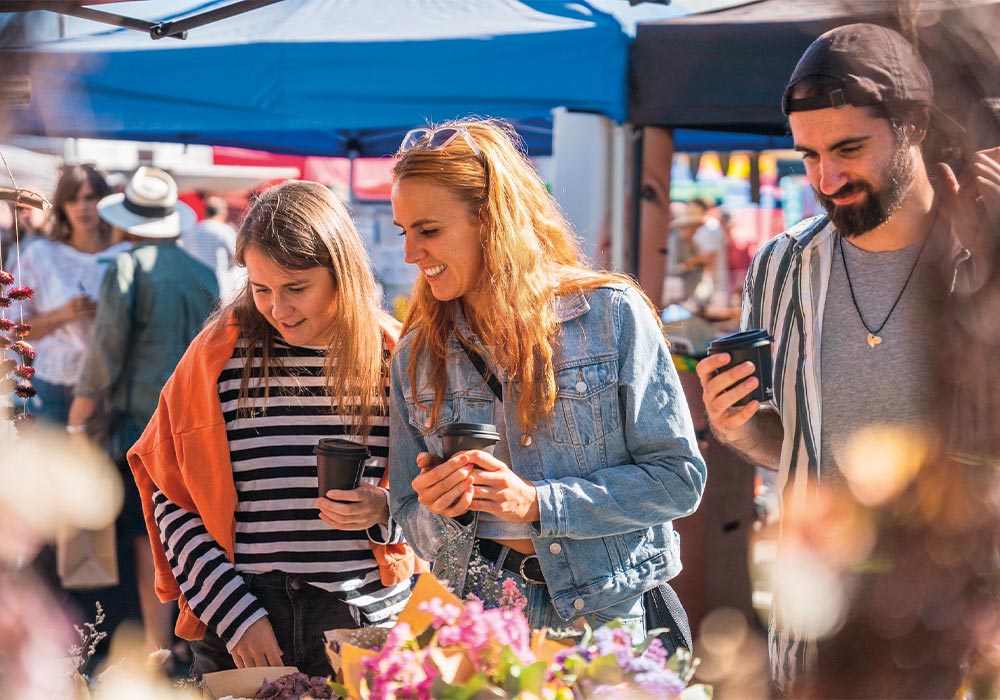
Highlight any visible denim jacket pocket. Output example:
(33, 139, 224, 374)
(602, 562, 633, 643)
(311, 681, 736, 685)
(550, 357, 620, 447)
(406, 396, 457, 458)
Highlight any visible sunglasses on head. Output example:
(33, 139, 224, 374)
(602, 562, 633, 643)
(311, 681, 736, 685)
(399, 126, 481, 156)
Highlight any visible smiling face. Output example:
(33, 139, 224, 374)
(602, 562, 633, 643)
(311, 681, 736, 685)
(391, 177, 486, 307)
(790, 104, 916, 238)
(244, 245, 339, 347)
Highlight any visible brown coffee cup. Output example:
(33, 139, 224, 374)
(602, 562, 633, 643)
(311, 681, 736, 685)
(314, 438, 369, 498)
(439, 422, 500, 459)
(707, 328, 774, 407)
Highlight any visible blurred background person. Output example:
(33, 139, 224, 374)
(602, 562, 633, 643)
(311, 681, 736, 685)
(182, 194, 239, 300)
(663, 200, 708, 306)
(67, 166, 219, 666)
(688, 197, 729, 307)
(16, 164, 128, 426)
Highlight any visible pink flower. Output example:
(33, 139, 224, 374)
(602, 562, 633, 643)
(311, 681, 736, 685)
(0, 319, 12, 331)
(7, 286, 33, 301)
(14, 366, 34, 380)
(433, 597, 534, 673)
(11, 341, 35, 362)
(499, 577, 528, 612)
(15, 382, 35, 399)
(419, 599, 462, 627)
(0, 270, 13, 286)
(13, 323, 30, 338)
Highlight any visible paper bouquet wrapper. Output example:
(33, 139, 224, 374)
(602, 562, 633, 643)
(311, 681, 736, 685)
(201, 665, 299, 700)
(325, 573, 573, 700)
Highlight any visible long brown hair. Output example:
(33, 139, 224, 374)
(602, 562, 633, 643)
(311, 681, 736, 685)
(49, 164, 111, 244)
(214, 181, 386, 438)
(393, 118, 659, 432)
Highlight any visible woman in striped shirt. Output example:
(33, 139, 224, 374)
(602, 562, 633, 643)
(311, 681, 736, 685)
(128, 181, 417, 676)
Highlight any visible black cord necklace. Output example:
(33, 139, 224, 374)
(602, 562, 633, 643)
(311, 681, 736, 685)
(838, 217, 934, 349)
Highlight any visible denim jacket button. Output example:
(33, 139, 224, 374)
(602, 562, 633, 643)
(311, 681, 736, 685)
(573, 598, 585, 610)
(549, 542, 562, 555)
(575, 380, 587, 393)
(521, 435, 532, 447)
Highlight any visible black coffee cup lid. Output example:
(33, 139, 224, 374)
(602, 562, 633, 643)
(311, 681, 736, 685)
(708, 328, 772, 353)
(440, 422, 500, 438)
(314, 438, 370, 458)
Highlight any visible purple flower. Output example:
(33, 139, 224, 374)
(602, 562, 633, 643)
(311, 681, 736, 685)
(635, 669, 688, 698)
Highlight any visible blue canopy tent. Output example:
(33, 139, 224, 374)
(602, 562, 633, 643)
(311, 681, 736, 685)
(11, 0, 629, 157)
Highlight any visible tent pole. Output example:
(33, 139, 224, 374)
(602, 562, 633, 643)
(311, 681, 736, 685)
(628, 125, 643, 279)
(610, 124, 627, 272)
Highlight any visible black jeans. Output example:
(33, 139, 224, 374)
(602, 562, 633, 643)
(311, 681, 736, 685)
(191, 572, 361, 678)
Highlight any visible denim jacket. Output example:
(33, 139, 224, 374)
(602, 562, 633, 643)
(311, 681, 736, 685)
(388, 283, 706, 622)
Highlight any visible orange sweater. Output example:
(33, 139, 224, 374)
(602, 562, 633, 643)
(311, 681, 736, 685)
(128, 310, 420, 641)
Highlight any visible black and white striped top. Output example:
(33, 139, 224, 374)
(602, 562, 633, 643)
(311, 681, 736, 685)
(152, 336, 410, 650)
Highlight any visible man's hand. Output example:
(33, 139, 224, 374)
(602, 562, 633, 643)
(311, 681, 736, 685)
(696, 352, 784, 470)
(938, 147, 1000, 265)
(411, 452, 474, 518)
(317, 483, 389, 530)
(696, 353, 760, 444)
(230, 617, 283, 668)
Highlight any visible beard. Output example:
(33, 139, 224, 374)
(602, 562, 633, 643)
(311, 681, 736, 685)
(815, 136, 915, 239)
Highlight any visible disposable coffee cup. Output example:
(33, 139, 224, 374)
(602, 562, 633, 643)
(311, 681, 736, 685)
(314, 438, 369, 497)
(439, 422, 501, 459)
(707, 329, 774, 407)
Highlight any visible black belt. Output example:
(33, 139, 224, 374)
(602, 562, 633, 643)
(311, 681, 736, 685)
(476, 538, 546, 585)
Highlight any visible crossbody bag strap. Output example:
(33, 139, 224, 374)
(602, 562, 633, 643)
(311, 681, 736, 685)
(459, 340, 502, 402)
(123, 249, 140, 418)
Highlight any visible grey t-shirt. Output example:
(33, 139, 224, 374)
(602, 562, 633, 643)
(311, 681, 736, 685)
(819, 234, 938, 478)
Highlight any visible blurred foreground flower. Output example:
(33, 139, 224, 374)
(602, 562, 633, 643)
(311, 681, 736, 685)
(0, 423, 123, 565)
(328, 574, 711, 700)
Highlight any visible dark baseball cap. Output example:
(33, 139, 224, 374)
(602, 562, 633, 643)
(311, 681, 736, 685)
(782, 23, 933, 115)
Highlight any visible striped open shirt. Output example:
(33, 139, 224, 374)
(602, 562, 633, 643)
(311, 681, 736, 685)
(742, 213, 974, 689)
(151, 338, 410, 650)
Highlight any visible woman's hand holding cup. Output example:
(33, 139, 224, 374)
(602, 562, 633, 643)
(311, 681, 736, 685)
(465, 450, 539, 523)
(412, 451, 475, 518)
(317, 483, 389, 530)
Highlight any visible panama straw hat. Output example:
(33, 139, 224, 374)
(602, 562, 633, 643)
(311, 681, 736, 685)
(97, 166, 195, 238)
(671, 202, 707, 229)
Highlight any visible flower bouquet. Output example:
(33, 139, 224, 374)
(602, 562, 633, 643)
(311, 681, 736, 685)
(327, 574, 711, 700)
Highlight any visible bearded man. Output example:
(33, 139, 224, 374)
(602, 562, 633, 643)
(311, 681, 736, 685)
(695, 23, 1000, 692)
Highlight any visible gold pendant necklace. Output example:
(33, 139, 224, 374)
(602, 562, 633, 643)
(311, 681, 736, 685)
(839, 230, 931, 350)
